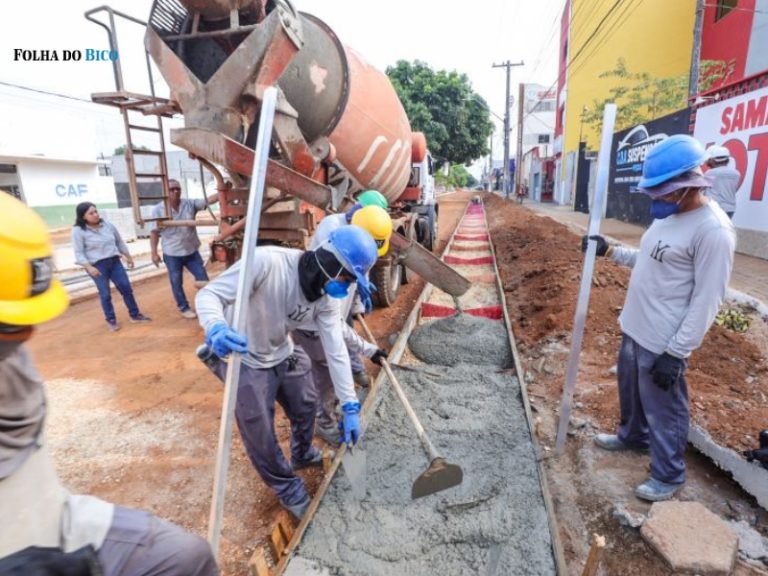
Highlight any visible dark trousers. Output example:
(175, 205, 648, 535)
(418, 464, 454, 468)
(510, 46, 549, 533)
(293, 330, 337, 429)
(98, 506, 218, 576)
(616, 334, 689, 484)
(92, 256, 140, 324)
(214, 348, 316, 506)
(163, 252, 208, 311)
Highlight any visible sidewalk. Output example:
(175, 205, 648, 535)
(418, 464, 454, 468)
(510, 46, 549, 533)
(524, 201, 768, 310)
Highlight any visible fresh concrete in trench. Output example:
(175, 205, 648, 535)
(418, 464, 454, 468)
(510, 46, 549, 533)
(286, 315, 555, 576)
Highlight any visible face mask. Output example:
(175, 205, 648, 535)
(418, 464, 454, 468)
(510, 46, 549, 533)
(650, 189, 688, 220)
(314, 251, 351, 299)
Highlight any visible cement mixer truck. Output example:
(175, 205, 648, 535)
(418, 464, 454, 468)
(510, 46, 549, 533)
(88, 0, 467, 306)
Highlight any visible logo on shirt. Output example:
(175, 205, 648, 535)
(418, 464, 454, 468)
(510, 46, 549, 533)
(650, 240, 671, 263)
(288, 305, 311, 323)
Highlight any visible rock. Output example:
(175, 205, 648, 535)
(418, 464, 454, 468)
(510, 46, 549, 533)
(641, 501, 738, 575)
(728, 520, 768, 561)
(613, 504, 645, 528)
(608, 364, 618, 375)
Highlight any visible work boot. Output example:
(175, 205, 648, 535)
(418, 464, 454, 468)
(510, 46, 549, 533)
(281, 494, 311, 521)
(180, 308, 197, 319)
(292, 446, 332, 471)
(353, 371, 370, 388)
(107, 321, 120, 332)
(129, 313, 152, 323)
(634, 478, 684, 502)
(193, 280, 208, 290)
(315, 424, 341, 447)
(594, 433, 648, 452)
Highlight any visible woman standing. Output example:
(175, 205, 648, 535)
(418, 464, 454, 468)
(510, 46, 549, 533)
(71, 202, 151, 331)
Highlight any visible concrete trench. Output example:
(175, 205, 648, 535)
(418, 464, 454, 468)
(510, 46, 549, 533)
(284, 203, 557, 576)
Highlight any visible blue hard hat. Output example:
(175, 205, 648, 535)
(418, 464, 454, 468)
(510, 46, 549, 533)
(637, 134, 708, 190)
(326, 225, 379, 292)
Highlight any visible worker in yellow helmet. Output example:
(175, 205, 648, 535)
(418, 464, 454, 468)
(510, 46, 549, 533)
(0, 193, 218, 575)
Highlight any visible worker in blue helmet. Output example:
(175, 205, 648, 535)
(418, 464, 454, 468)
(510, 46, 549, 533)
(581, 134, 736, 502)
(195, 225, 386, 520)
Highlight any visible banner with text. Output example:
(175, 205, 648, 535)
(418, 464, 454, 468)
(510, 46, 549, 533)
(693, 87, 768, 232)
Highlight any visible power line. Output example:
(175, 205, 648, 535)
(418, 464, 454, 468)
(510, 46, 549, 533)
(0, 80, 94, 104)
(526, 0, 569, 82)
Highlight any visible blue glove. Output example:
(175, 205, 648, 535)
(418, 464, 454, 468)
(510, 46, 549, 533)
(205, 322, 248, 358)
(357, 282, 376, 314)
(339, 401, 361, 446)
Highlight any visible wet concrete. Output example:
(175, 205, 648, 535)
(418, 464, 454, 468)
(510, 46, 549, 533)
(287, 315, 555, 576)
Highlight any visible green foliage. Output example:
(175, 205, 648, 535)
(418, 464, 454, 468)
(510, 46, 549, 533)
(581, 58, 732, 139)
(113, 144, 150, 155)
(386, 60, 493, 169)
(435, 163, 475, 188)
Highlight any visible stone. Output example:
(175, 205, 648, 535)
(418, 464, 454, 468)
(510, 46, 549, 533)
(612, 504, 645, 528)
(640, 501, 738, 575)
(728, 520, 768, 561)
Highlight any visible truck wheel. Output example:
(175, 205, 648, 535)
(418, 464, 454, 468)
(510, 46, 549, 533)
(371, 259, 402, 307)
(424, 206, 438, 252)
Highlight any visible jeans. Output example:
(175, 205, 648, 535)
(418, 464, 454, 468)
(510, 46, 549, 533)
(92, 256, 140, 324)
(163, 252, 208, 311)
(616, 334, 689, 484)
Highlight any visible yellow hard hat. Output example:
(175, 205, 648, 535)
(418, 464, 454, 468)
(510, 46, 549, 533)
(0, 193, 69, 326)
(351, 205, 392, 256)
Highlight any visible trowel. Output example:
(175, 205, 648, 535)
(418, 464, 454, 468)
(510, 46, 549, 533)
(341, 443, 366, 500)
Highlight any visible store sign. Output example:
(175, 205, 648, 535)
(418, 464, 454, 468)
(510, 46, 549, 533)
(694, 86, 768, 231)
(55, 184, 88, 197)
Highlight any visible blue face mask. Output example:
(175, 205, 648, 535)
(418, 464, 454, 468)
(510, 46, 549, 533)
(315, 252, 351, 299)
(650, 189, 688, 220)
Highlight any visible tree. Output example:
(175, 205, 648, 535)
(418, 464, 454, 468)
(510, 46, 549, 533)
(581, 58, 733, 138)
(113, 144, 149, 155)
(435, 164, 476, 188)
(386, 60, 493, 170)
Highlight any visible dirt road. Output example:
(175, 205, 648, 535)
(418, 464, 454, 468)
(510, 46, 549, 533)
(30, 191, 472, 575)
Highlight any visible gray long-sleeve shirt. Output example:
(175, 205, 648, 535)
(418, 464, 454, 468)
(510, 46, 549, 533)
(610, 201, 736, 358)
(196, 246, 375, 405)
(704, 166, 741, 213)
(71, 220, 129, 266)
(149, 198, 206, 257)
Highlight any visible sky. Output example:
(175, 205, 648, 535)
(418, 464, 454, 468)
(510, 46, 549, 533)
(0, 0, 564, 170)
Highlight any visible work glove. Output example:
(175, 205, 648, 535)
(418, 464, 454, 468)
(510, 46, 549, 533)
(205, 322, 248, 358)
(650, 352, 684, 391)
(340, 401, 361, 445)
(581, 235, 611, 257)
(357, 282, 376, 314)
(370, 348, 388, 366)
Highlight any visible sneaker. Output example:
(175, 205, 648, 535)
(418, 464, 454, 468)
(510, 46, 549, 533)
(594, 433, 648, 452)
(193, 280, 208, 290)
(180, 309, 197, 319)
(634, 477, 684, 502)
(130, 314, 152, 323)
(292, 446, 333, 471)
(281, 494, 311, 521)
(107, 321, 120, 332)
(315, 425, 341, 447)
(353, 371, 370, 388)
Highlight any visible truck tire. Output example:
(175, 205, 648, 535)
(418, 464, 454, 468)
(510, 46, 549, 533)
(371, 259, 402, 308)
(424, 205, 438, 252)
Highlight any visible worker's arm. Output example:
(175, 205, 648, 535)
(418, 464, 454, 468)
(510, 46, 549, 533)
(610, 245, 638, 268)
(340, 321, 378, 359)
(204, 192, 219, 206)
(665, 224, 736, 358)
(582, 235, 638, 267)
(149, 230, 161, 267)
(315, 304, 358, 406)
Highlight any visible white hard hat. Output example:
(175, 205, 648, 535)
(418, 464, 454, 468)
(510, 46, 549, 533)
(707, 145, 730, 161)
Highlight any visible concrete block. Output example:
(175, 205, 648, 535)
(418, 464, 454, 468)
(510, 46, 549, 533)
(641, 501, 738, 575)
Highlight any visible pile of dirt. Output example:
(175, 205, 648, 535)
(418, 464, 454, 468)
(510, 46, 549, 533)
(484, 194, 768, 455)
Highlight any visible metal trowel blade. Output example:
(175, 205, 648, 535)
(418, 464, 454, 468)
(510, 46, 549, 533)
(341, 445, 366, 500)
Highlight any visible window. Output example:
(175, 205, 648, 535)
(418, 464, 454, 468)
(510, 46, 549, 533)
(538, 134, 551, 144)
(715, 0, 738, 21)
(0, 164, 17, 174)
(98, 164, 112, 176)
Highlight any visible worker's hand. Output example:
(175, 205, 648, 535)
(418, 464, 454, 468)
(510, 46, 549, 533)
(351, 294, 366, 317)
(370, 348, 388, 366)
(581, 235, 612, 257)
(650, 352, 685, 391)
(340, 401, 361, 445)
(358, 285, 374, 314)
(124, 255, 135, 270)
(151, 252, 162, 268)
(205, 322, 248, 358)
(85, 264, 100, 278)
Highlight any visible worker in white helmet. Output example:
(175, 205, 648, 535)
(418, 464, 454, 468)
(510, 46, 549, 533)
(704, 145, 741, 219)
(0, 193, 218, 575)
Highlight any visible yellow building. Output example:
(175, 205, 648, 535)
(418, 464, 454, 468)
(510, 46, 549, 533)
(555, 0, 696, 203)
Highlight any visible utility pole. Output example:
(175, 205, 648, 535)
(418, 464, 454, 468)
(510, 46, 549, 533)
(493, 59, 524, 198)
(689, 0, 705, 98)
(488, 131, 494, 191)
(515, 83, 525, 198)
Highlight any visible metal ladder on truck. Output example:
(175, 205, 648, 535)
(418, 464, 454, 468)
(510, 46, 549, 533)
(85, 6, 178, 229)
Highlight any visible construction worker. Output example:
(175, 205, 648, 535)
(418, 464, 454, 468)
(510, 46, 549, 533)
(583, 135, 736, 502)
(72, 202, 152, 332)
(149, 179, 219, 319)
(310, 188, 390, 388)
(195, 225, 387, 519)
(295, 204, 393, 445)
(704, 145, 741, 219)
(0, 193, 218, 575)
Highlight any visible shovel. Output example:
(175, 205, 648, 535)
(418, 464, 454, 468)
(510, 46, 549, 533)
(356, 315, 464, 499)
